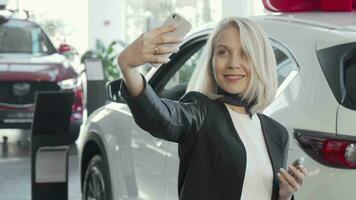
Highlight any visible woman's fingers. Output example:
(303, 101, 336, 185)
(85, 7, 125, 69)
(151, 45, 180, 55)
(280, 168, 300, 191)
(151, 24, 178, 37)
(142, 44, 157, 55)
(154, 34, 183, 45)
(150, 25, 183, 44)
(145, 25, 182, 44)
(118, 25, 182, 69)
(142, 43, 177, 60)
(277, 173, 293, 190)
(298, 165, 308, 176)
(144, 54, 171, 64)
(278, 165, 308, 199)
(288, 165, 304, 185)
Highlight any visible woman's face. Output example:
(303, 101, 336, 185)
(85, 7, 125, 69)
(212, 25, 252, 95)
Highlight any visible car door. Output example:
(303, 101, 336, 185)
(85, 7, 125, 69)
(129, 111, 168, 200)
(110, 99, 167, 199)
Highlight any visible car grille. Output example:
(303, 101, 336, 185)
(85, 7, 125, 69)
(0, 81, 60, 105)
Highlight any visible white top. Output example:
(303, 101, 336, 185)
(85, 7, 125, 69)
(227, 106, 274, 200)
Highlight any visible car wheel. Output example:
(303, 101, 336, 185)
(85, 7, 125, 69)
(82, 155, 111, 200)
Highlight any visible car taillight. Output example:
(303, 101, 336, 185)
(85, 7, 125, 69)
(295, 129, 356, 168)
(71, 87, 83, 121)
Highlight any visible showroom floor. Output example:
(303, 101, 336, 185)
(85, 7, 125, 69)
(0, 138, 81, 200)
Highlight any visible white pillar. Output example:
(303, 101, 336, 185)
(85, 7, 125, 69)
(88, 0, 126, 48)
(221, 0, 254, 17)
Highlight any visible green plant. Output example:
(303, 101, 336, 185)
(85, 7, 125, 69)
(81, 39, 125, 81)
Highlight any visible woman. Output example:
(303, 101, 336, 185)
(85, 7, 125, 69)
(117, 17, 307, 200)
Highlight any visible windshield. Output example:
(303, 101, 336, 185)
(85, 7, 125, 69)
(0, 19, 56, 55)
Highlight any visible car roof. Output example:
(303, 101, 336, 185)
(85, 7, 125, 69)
(188, 12, 356, 38)
(1, 17, 39, 27)
(258, 12, 356, 31)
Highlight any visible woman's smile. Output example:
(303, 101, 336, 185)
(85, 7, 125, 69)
(224, 74, 246, 83)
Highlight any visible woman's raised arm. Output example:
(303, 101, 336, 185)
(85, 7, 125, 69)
(116, 25, 207, 143)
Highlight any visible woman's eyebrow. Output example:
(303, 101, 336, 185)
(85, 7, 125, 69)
(216, 44, 245, 53)
(216, 44, 229, 49)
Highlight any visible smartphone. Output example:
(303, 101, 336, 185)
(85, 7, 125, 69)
(150, 13, 192, 68)
(288, 157, 304, 175)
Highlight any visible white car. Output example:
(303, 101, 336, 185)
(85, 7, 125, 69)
(78, 12, 356, 200)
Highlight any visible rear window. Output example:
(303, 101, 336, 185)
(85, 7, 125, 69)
(0, 19, 56, 55)
(317, 42, 356, 110)
(344, 48, 356, 108)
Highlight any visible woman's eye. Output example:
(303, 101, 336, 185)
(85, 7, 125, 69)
(218, 49, 228, 56)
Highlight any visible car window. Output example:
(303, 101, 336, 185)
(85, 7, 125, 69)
(0, 20, 56, 54)
(155, 39, 206, 101)
(344, 51, 356, 107)
(164, 47, 204, 91)
(272, 42, 299, 87)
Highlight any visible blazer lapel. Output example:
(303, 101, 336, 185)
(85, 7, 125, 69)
(257, 113, 284, 200)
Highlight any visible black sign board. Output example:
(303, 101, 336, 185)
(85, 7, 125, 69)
(31, 91, 75, 200)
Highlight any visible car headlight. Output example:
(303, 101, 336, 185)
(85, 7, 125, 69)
(58, 77, 81, 89)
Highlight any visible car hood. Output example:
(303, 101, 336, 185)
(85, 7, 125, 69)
(0, 53, 77, 82)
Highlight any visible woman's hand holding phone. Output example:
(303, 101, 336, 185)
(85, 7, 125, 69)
(277, 158, 308, 200)
(117, 24, 182, 70)
(117, 13, 187, 97)
(117, 25, 181, 96)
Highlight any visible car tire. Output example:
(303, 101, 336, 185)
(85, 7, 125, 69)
(82, 154, 112, 200)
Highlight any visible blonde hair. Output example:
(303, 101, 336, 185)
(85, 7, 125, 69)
(187, 17, 277, 115)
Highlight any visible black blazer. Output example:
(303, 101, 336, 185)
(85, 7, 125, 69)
(120, 78, 290, 200)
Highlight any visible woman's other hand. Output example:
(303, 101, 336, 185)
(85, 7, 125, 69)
(118, 24, 182, 70)
(277, 164, 308, 200)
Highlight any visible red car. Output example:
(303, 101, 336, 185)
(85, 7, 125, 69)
(0, 12, 83, 134)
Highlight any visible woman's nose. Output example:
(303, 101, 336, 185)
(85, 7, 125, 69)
(228, 55, 242, 69)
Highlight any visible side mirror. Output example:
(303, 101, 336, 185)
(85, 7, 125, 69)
(58, 44, 73, 54)
(106, 79, 126, 103)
